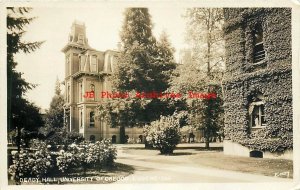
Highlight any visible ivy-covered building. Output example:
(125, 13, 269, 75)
(223, 8, 292, 159)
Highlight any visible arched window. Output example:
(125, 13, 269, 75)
(90, 84, 95, 92)
(90, 84, 95, 100)
(249, 92, 266, 128)
(90, 135, 95, 143)
(253, 24, 265, 63)
(90, 111, 95, 128)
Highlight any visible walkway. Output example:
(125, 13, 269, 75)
(114, 143, 292, 183)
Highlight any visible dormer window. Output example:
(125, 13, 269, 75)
(253, 24, 265, 63)
(80, 55, 85, 71)
(90, 55, 97, 72)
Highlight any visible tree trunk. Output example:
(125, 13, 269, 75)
(205, 129, 210, 149)
(120, 125, 126, 144)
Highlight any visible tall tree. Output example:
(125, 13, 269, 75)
(114, 8, 156, 92)
(169, 8, 225, 148)
(151, 31, 177, 91)
(185, 8, 224, 75)
(7, 7, 44, 184)
(44, 78, 65, 129)
(97, 8, 176, 143)
(7, 7, 44, 135)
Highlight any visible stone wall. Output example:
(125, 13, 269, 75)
(224, 140, 293, 160)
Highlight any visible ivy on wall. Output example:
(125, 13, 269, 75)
(223, 8, 292, 152)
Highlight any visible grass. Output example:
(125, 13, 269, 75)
(189, 151, 293, 178)
(8, 163, 134, 185)
(122, 146, 293, 178)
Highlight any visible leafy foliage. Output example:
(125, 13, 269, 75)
(44, 78, 65, 129)
(7, 7, 44, 137)
(9, 139, 117, 181)
(144, 115, 181, 154)
(165, 8, 226, 148)
(9, 140, 53, 180)
(39, 128, 84, 149)
(56, 140, 116, 173)
(97, 8, 177, 143)
(184, 8, 225, 73)
(223, 8, 292, 152)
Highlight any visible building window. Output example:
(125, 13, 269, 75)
(249, 92, 266, 128)
(91, 55, 97, 72)
(79, 82, 83, 102)
(80, 55, 85, 71)
(90, 111, 95, 128)
(253, 24, 265, 63)
(66, 55, 70, 75)
(249, 103, 265, 128)
(79, 109, 83, 128)
(90, 84, 95, 100)
(67, 85, 70, 103)
(78, 55, 81, 71)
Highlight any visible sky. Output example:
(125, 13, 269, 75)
(14, 5, 187, 110)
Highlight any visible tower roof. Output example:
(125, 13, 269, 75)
(62, 20, 93, 52)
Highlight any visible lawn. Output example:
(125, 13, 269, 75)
(8, 163, 134, 185)
(122, 146, 293, 179)
(189, 151, 293, 178)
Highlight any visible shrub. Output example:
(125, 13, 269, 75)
(56, 140, 117, 173)
(9, 139, 117, 181)
(56, 149, 78, 173)
(8, 140, 53, 179)
(43, 128, 84, 150)
(144, 116, 181, 154)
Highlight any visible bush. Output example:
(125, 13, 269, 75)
(8, 140, 53, 179)
(8, 139, 117, 181)
(144, 116, 181, 154)
(55, 140, 117, 173)
(42, 128, 84, 149)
